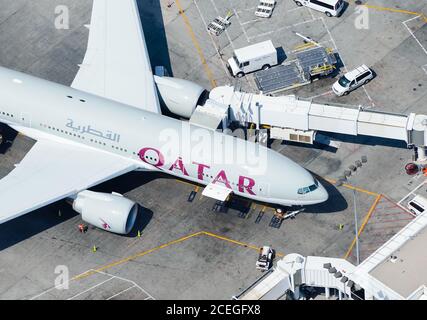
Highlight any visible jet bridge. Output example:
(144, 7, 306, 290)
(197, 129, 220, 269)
(208, 85, 427, 161)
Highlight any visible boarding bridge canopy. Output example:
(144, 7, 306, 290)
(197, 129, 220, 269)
(209, 86, 427, 148)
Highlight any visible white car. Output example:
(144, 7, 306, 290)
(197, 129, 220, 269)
(332, 65, 373, 96)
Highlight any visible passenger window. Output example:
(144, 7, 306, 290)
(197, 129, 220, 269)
(356, 72, 368, 82)
(409, 202, 424, 213)
(310, 0, 334, 10)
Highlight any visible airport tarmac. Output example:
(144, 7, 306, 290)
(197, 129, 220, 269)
(0, 0, 426, 299)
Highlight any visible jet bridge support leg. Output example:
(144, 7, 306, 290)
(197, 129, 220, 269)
(417, 146, 427, 162)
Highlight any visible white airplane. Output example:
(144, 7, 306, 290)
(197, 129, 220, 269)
(0, 0, 328, 235)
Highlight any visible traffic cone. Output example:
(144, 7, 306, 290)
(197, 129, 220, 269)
(137, 230, 141, 238)
(92, 245, 97, 253)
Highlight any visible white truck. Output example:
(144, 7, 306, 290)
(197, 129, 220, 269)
(227, 40, 278, 78)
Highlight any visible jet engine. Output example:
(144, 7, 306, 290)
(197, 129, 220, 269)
(72, 190, 138, 235)
(154, 75, 205, 118)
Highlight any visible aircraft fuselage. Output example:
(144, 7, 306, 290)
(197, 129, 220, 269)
(0, 67, 328, 206)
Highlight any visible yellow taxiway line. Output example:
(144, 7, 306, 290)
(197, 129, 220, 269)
(175, 0, 217, 89)
(73, 230, 283, 281)
(343, 194, 382, 260)
(363, 4, 424, 17)
(324, 178, 379, 197)
(356, 2, 427, 23)
(73, 231, 205, 280)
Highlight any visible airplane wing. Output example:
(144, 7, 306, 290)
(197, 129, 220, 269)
(71, 0, 161, 114)
(0, 138, 138, 224)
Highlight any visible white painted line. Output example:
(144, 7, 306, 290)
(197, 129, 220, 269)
(30, 268, 156, 300)
(398, 179, 427, 205)
(231, 6, 251, 43)
(89, 269, 155, 300)
(67, 277, 114, 300)
(240, 17, 263, 26)
(248, 17, 319, 40)
(193, 0, 230, 77)
(320, 16, 377, 107)
(320, 17, 344, 69)
(307, 90, 333, 99)
(235, 2, 303, 14)
(209, 0, 235, 50)
(306, 6, 315, 20)
(403, 15, 423, 24)
(30, 283, 68, 300)
(106, 285, 136, 300)
(320, 17, 374, 106)
(235, 6, 257, 14)
(402, 16, 427, 56)
(30, 269, 103, 300)
(362, 86, 374, 107)
(291, 40, 333, 53)
(402, 15, 427, 76)
(287, 6, 305, 13)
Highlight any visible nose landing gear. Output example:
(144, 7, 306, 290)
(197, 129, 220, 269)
(274, 207, 305, 220)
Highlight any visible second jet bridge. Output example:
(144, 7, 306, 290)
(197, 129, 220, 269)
(208, 85, 427, 161)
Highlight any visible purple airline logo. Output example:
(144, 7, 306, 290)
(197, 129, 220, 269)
(138, 147, 256, 195)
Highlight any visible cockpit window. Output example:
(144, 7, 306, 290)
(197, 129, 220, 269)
(298, 182, 319, 194)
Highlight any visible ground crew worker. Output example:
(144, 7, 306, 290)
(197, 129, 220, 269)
(78, 224, 88, 233)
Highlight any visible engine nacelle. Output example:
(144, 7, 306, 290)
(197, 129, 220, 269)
(72, 190, 138, 235)
(154, 75, 205, 118)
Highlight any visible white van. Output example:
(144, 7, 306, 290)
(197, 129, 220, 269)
(407, 195, 427, 215)
(294, 0, 344, 17)
(227, 40, 278, 78)
(332, 64, 373, 96)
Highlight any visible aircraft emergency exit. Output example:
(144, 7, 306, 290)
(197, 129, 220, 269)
(0, 0, 328, 235)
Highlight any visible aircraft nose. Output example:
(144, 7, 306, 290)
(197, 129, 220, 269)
(315, 182, 329, 203)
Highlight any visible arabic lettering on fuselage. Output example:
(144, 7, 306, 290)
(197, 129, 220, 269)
(66, 119, 120, 142)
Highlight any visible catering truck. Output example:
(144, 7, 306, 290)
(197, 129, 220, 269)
(227, 40, 278, 78)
